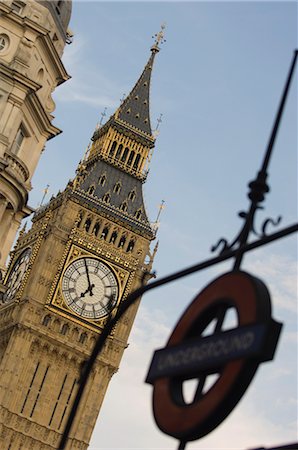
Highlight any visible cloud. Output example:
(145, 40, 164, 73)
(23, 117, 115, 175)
(89, 251, 297, 449)
(244, 252, 297, 314)
(54, 32, 120, 109)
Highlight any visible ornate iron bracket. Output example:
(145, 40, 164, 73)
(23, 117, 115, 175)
(58, 50, 298, 450)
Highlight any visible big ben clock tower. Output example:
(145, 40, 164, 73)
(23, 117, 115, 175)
(0, 27, 164, 449)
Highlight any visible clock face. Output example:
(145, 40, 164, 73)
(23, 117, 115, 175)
(3, 247, 32, 302)
(61, 257, 119, 319)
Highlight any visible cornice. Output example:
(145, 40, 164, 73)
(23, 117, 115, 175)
(26, 92, 62, 139)
(37, 34, 70, 85)
(0, 62, 40, 92)
(0, 5, 70, 85)
(0, 4, 50, 36)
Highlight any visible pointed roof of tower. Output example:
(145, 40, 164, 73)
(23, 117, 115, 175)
(116, 24, 165, 136)
(93, 24, 165, 142)
(116, 51, 155, 135)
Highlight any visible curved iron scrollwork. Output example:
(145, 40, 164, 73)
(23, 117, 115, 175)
(211, 210, 283, 254)
(58, 50, 298, 450)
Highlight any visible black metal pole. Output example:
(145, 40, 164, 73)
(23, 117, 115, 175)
(58, 222, 297, 448)
(233, 50, 298, 270)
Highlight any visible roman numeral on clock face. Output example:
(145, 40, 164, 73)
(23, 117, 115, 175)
(61, 257, 119, 319)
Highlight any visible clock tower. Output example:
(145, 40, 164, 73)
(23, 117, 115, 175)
(0, 29, 163, 449)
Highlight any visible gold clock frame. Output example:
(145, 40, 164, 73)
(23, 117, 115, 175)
(46, 244, 131, 331)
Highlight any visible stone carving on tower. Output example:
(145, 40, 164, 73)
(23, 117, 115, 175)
(0, 25, 164, 449)
(0, 0, 71, 271)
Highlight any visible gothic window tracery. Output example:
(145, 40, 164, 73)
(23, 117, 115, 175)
(42, 315, 51, 327)
(118, 235, 126, 248)
(84, 218, 91, 232)
(109, 231, 118, 244)
(127, 240, 135, 252)
(79, 333, 87, 344)
(121, 147, 129, 162)
(102, 192, 110, 203)
(133, 154, 141, 170)
(61, 324, 69, 335)
(128, 190, 136, 202)
(88, 185, 95, 195)
(135, 209, 142, 220)
(114, 182, 121, 194)
(127, 150, 135, 166)
(101, 226, 109, 240)
(109, 141, 117, 157)
(92, 221, 100, 236)
(120, 201, 128, 212)
(99, 174, 106, 187)
(115, 144, 123, 160)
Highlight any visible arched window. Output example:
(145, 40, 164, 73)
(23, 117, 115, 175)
(121, 147, 129, 162)
(118, 235, 126, 248)
(88, 185, 95, 195)
(99, 174, 106, 187)
(93, 222, 100, 236)
(135, 209, 142, 220)
(114, 182, 121, 194)
(115, 144, 123, 160)
(61, 324, 69, 336)
(103, 193, 110, 203)
(127, 240, 135, 252)
(42, 315, 51, 327)
(127, 151, 135, 166)
(120, 201, 128, 212)
(133, 154, 141, 170)
(79, 333, 87, 344)
(85, 218, 91, 232)
(109, 141, 117, 157)
(101, 226, 109, 240)
(109, 231, 118, 244)
(128, 190, 136, 202)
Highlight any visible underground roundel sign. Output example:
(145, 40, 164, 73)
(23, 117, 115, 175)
(145, 271, 282, 441)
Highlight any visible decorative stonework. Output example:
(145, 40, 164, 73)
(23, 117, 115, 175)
(0, 13, 160, 448)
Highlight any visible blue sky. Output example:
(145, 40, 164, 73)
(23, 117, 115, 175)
(29, 1, 297, 449)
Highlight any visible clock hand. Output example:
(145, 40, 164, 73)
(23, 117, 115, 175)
(80, 283, 95, 298)
(84, 259, 94, 296)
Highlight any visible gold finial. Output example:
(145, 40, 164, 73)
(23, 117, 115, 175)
(19, 221, 27, 237)
(100, 107, 107, 126)
(152, 200, 165, 232)
(151, 23, 166, 52)
(153, 113, 163, 138)
(39, 184, 50, 207)
(83, 142, 91, 161)
(95, 107, 107, 130)
(156, 199, 165, 223)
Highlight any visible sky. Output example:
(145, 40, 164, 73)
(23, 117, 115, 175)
(28, 1, 297, 449)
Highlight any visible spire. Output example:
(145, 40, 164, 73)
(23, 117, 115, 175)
(115, 24, 165, 137)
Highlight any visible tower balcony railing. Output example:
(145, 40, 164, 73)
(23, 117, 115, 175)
(4, 151, 29, 183)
